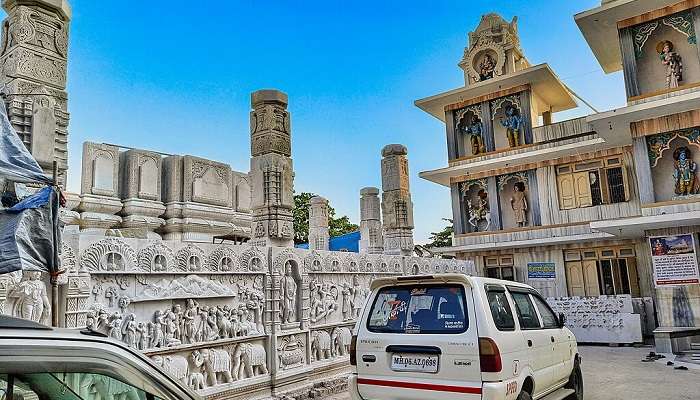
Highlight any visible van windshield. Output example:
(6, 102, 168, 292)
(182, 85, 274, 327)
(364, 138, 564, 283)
(367, 284, 468, 334)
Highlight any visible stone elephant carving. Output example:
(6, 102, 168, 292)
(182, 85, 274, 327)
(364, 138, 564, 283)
(311, 330, 332, 361)
(79, 373, 141, 400)
(151, 354, 189, 385)
(331, 327, 352, 356)
(200, 348, 233, 386)
(232, 342, 269, 380)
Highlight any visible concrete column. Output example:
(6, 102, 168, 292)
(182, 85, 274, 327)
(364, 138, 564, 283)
(359, 187, 383, 254)
(380, 144, 414, 256)
(308, 196, 329, 251)
(249, 89, 295, 247)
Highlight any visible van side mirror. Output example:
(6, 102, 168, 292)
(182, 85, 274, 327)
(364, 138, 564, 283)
(558, 312, 566, 328)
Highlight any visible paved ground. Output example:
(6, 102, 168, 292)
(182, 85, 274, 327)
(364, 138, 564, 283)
(323, 345, 700, 400)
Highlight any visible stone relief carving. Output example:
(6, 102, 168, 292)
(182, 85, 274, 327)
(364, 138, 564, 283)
(80, 238, 137, 272)
(6, 270, 51, 325)
(280, 261, 299, 324)
(176, 244, 205, 272)
(137, 242, 175, 272)
(278, 334, 305, 370)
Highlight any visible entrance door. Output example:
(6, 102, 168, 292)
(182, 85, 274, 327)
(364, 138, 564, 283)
(582, 260, 600, 296)
(565, 262, 585, 296)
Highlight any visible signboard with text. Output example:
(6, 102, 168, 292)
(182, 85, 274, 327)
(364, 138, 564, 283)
(527, 262, 556, 281)
(650, 234, 700, 287)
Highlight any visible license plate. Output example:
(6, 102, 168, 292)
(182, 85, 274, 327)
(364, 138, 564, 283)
(390, 353, 439, 373)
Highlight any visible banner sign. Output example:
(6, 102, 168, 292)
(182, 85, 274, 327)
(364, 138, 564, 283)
(527, 262, 556, 280)
(650, 234, 700, 287)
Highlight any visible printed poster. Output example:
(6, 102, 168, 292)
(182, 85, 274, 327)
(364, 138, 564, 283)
(649, 234, 700, 287)
(527, 262, 556, 280)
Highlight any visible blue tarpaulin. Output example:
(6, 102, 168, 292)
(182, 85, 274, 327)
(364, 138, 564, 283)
(296, 230, 360, 253)
(0, 100, 60, 276)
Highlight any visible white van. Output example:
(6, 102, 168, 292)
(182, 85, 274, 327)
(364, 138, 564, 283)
(347, 274, 582, 400)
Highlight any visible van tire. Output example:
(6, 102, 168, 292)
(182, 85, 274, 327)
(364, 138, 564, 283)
(517, 390, 532, 400)
(564, 359, 583, 399)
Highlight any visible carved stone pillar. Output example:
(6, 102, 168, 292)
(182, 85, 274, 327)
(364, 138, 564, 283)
(308, 196, 329, 251)
(380, 144, 414, 256)
(0, 0, 71, 188)
(249, 90, 295, 248)
(359, 187, 383, 254)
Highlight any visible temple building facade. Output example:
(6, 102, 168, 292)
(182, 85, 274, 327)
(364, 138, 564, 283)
(418, 3, 700, 348)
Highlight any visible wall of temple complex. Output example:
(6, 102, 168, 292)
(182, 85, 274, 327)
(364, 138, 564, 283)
(0, 235, 475, 399)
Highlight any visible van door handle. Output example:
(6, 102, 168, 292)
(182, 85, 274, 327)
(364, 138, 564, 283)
(527, 340, 533, 347)
(386, 345, 442, 355)
(551, 336, 555, 343)
(362, 355, 376, 363)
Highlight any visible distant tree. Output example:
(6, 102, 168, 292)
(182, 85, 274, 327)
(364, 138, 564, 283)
(425, 218, 454, 248)
(293, 192, 359, 245)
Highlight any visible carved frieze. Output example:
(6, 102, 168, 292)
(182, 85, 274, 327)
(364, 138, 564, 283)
(80, 238, 137, 272)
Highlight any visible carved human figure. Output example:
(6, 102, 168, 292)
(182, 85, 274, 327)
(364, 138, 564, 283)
(341, 283, 352, 321)
(152, 310, 165, 348)
(196, 306, 209, 342)
(280, 261, 297, 323)
(183, 299, 197, 343)
(104, 286, 118, 308)
(674, 146, 697, 196)
(8, 271, 51, 325)
(164, 309, 182, 347)
(510, 181, 528, 227)
(117, 296, 130, 313)
(659, 40, 683, 89)
(309, 281, 323, 321)
(479, 53, 496, 81)
(31, 96, 57, 163)
(173, 304, 183, 341)
(500, 104, 523, 147)
(121, 313, 137, 348)
(136, 322, 148, 350)
(248, 291, 265, 334)
(351, 275, 363, 318)
(467, 190, 491, 231)
(206, 308, 219, 341)
(108, 312, 122, 341)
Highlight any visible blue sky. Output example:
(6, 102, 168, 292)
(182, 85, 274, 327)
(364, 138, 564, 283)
(19, 0, 625, 243)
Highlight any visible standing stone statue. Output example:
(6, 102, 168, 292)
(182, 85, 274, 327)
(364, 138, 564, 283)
(510, 181, 528, 227)
(658, 40, 683, 89)
(280, 261, 297, 323)
(7, 271, 51, 325)
(500, 105, 523, 147)
(674, 146, 696, 196)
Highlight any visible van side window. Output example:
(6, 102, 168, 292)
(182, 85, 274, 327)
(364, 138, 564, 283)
(486, 291, 515, 330)
(511, 292, 541, 329)
(531, 295, 559, 329)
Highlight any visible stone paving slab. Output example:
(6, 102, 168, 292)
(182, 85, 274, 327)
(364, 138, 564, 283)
(321, 345, 700, 400)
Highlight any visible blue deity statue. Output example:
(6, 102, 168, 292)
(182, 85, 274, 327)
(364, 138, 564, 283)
(674, 146, 697, 196)
(499, 104, 523, 148)
(463, 117, 485, 155)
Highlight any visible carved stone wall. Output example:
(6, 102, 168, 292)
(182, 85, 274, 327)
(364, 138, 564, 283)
(380, 144, 414, 256)
(0, 234, 476, 400)
(359, 187, 383, 254)
(0, 0, 71, 187)
(249, 90, 295, 248)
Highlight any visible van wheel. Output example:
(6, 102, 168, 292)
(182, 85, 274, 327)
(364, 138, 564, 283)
(517, 391, 532, 400)
(565, 360, 583, 399)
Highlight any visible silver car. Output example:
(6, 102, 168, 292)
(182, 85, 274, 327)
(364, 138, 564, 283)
(0, 316, 199, 400)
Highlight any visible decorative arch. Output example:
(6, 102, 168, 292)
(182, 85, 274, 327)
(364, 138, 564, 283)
(175, 244, 205, 272)
(239, 246, 267, 272)
(80, 238, 136, 272)
(137, 242, 174, 272)
(207, 246, 238, 272)
(303, 250, 324, 273)
(647, 130, 700, 167)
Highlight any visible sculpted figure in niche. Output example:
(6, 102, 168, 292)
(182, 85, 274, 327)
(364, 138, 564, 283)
(500, 104, 523, 148)
(478, 53, 496, 81)
(8, 271, 51, 325)
(674, 146, 697, 196)
(658, 40, 683, 89)
(467, 190, 491, 231)
(280, 261, 298, 323)
(462, 116, 485, 155)
(510, 181, 528, 227)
